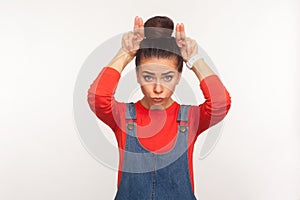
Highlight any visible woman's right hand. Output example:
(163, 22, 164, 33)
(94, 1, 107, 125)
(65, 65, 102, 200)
(121, 16, 144, 57)
(107, 16, 144, 73)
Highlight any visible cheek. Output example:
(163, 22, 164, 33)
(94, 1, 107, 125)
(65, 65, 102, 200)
(140, 84, 153, 95)
(162, 81, 178, 91)
(139, 80, 178, 95)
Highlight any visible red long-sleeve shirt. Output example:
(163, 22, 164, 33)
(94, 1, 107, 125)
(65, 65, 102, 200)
(87, 66, 231, 191)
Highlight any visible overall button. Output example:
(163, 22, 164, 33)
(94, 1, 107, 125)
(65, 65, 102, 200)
(180, 126, 186, 133)
(127, 123, 134, 130)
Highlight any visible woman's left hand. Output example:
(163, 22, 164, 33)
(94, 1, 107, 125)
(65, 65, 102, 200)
(175, 23, 198, 62)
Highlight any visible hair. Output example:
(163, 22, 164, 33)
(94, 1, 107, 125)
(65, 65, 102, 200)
(135, 16, 184, 72)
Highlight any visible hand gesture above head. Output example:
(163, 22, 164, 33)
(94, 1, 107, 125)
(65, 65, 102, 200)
(175, 23, 198, 62)
(121, 16, 144, 57)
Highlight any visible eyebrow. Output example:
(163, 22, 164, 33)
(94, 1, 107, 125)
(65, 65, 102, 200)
(142, 71, 176, 76)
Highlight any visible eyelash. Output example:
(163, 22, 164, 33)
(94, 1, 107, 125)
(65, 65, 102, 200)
(144, 75, 153, 82)
(143, 75, 173, 82)
(164, 75, 173, 81)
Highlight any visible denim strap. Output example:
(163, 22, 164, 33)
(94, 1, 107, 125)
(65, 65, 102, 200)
(125, 102, 136, 120)
(177, 105, 190, 122)
(126, 103, 190, 122)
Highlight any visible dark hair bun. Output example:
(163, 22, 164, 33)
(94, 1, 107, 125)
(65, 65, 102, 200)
(144, 16, 174, 39)
(135, 16, 183, 72)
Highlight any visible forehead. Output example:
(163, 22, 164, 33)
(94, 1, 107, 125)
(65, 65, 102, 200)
(138, 57, 178, 72)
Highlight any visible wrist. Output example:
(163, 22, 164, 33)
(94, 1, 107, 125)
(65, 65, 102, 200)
(119, 48, 135, 61)
(108, 48, 135, 73)
(186, 54, 203, 69)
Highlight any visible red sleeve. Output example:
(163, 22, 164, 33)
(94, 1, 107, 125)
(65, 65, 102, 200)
(192, 74, 231, 135)
(87, 67, 125, 132)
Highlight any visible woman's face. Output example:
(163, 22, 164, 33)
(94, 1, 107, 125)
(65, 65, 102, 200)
(136, 57, 181, 110)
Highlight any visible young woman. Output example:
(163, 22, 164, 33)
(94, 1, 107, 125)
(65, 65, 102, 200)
(87, 16, 231, 200)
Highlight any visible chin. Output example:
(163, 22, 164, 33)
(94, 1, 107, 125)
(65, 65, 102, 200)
(149, 104, 165, 110)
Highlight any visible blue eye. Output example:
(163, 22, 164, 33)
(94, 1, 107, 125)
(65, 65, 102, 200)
(164, 75, 173, 81)
(144, 75, 153, 82)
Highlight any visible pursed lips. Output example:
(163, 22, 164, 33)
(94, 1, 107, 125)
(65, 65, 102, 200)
(152, 98, 164, 102)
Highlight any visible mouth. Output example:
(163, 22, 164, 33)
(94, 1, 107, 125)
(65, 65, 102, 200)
(152, 98, 164, 103)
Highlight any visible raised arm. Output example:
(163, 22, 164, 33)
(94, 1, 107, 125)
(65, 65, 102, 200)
(87, 16, 144, 131)
(176, 23, 215, 81)
(108, 16, 144, 73)
(176, 23, 231, 134)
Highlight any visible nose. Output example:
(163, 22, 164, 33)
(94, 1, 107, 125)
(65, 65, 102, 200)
(154, 82, 163, 94)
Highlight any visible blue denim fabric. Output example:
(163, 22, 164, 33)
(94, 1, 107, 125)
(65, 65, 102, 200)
(115, 103, 197, 200)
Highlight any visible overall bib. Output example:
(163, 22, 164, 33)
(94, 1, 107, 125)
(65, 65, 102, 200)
(115, 103, 197, 200)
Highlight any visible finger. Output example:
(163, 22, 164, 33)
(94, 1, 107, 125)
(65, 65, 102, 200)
(138, 17, 144, 38)
(128, 32, 134, 51)
(189, 39, 195, 57)
(138, 17, 143, 27)
(122, 33, 126, 45)
(189, 39, 196, 57)
(176, 23, 180, 39)
(134, 16, 139, 33)
(189, 39, 198, 55)
(192, 39, 198, 53)
(134, 17, 143, 39)
(175, 24, 180, 41)
(185, 38, 190, 56)
(180, 23, 186, 40)
(176, 23, 183, 47)
(125, 34, 130, 50)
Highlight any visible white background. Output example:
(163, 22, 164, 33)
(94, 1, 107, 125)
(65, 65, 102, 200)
(1, 0, 300, 199)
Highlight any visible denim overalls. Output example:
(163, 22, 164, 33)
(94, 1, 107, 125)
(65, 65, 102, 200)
(115, 103, 197, 200)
